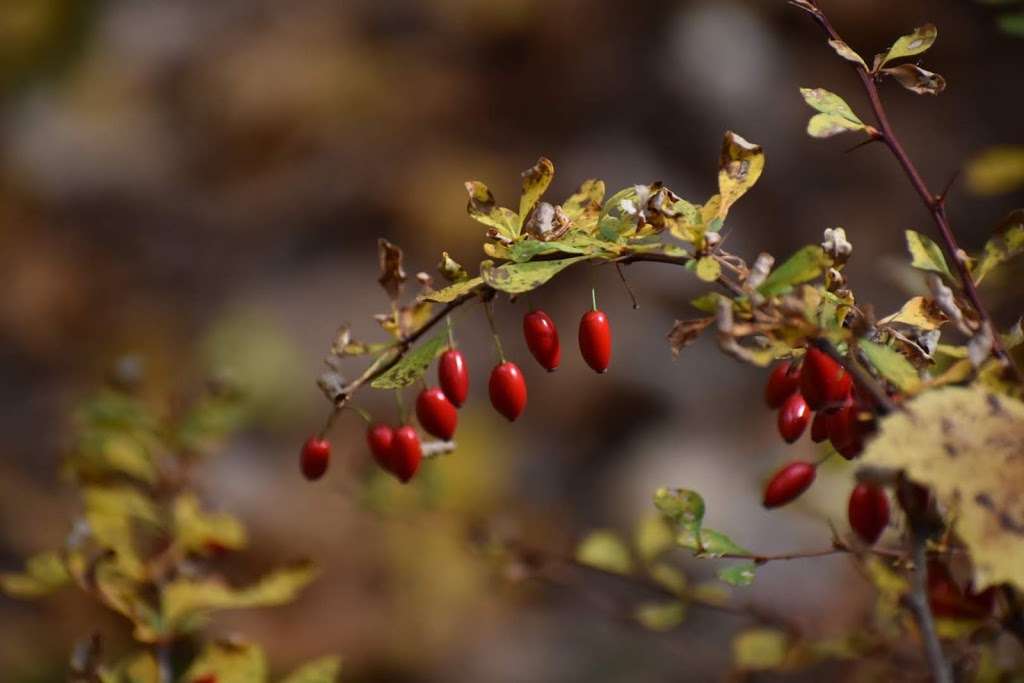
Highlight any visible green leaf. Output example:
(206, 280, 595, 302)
(162, 562, 318, 632)
(597, 186, 640, 239)
(732, 628, 790, 671)
(370, 333, 448, 389)
(800, 88, 866, 138)
(279, 656, 343, 683)
(422, 276, 483, 303)
(1, 551, 70, 598)
(465, 181, 520, 240)
(184, 641, 268, 683)
(575, 530, 633, 575)
(696, 529, 750, 558)
(519, 158, 554, 226)
(691, 292, 730, 314)
(634, 600, 686, 631)
(859, 340, 922, 394)
(905, 229, 953, 280)
(974, 216, 1024, 284)
(880, 24, 937, 68)
(173, 494, 247, 556)
(695, 256, 721, 282)
(758, 246, 830, 296)
(718, 562, 757, 587)
(508, 232, 619, 263)
(481, 256, 588, 294)
(653, 487, 704, 549)
(998, 12, 1024, 38)
(177, 394, 247, 454)
(633, 514, 675, 563)
(716, 132, 765, 219)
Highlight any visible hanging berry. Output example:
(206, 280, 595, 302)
(777, 393, 811, 443)
(300, 436, 331, 481)
(523, 310, 561, 371)
(438, 348, 469, 408)
(765, 361, 801, 409)
(489, 362, 527, 421)
(763, 461, 816, 508)
(800, 346, 852, 410)
(847, 482, 890, 544)
(416, 387, 458, 441)
(366, 424, 394, 472)
(579, 292, 612, 373)
(388, 425, 422, 483)
(810, 411, 830, 443)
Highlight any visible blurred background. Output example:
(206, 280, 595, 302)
(1, 0, 1022, 680)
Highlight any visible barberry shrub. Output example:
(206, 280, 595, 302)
(307, 2, 1024, 680)
(0, 369, 341, 682)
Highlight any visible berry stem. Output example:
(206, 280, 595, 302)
(591, 287, 598, 312)
(445, 315, 455, 348)
(483, 299, 506, 363)
(395, 389, 407, 424)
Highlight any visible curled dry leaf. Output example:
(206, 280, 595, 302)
(667, 317, 715, 357)
(881, 64, 946, 95)
(377, 239, 406, 302)
(827, 39, 867, 69)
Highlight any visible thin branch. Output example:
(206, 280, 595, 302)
(906, 527, 953, 683)
(798, 0, 1022, 384)
(614, 262, 640, 309)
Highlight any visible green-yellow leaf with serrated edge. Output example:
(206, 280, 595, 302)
(421, 276, 483, 304)
(800, 88, 866, 139)
(184, 641, 268, 683)
(695, 256, 721, 282)
(880, 24, 937, 68)
(519, 157, 554, 226)
(370, 333, 448, 389)
(733, 628, 790, 671)
(279, 656, 343, 683)
(481, 256, 588, 294)
(758, 246, 830, 296)
(575, 530, 633, 575)
(634, 600, 686, 631)
(717, 132, 765, 219)
(860, 387, 1024, 591)
(465, 181, 519, 240)
(905, 229, 953, 280)
(859, 340, 922, 394)
(0, 551, 70, 598)
(173, 494, 247, 556)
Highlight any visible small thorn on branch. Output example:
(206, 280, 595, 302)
(844, 134, 883, 155)
(614, 262, 640, 309)
(936, 169, 960, 208)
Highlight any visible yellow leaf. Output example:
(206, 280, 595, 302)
(878, 296, 946, 331)
(695, 256, 721, 282)
(279, 656, 342, 683)
(880, 24, 938, 67)
(733, 628, 790, 671)
(0, 551, 69, 598)
(717, 132, 764, 219)
(966, 147, 1024, 196)
(800, 88, 866, 139)
(518, 157, 555, 225)
(173, 494, 247, 556)
(575, 530, 633, 575)
(421, 276, 483, 303)
(860, 387, 1024, 591)
(633, 515, 675, 563)
(184, 641, 268, 683)
(634, 600, 685, 631)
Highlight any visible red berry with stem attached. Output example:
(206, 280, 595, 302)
(367, 423, 394, 471)
(523, 310, 561, 371)
(300, 436, 330, 481)
(810, 411, 830, 443)
(438, 348, 468, 408)
(800, 346, 852, 411)
(489, 362, 527, 421)
(763, 461, 816, 508)
(777, 393, 810, 443)
(416, 387, 458, 441)
(579, 309, 612, 373)
(848, 482, 890, 544)
(765, 361, 800, 409)
(388, 425, 422, 483)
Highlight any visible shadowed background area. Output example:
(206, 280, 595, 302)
(1, 0, 1022, 680)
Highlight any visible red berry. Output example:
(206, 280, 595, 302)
(810, 411, 830, 443)
(827, 401, 863, 459)
(579, 309, 612, 373)
(765, 361, 800, 409)
(777, 393, 810, 443)
(489, 362, 527, 421)
(800, 346, 852, 411)
(848, 482, 890, 544)
(927, 561, 997, 619)
(367, 423, 394, 471)
(191, 676, 217, 683)
(300, 436, 330, 481)
(763, 461, 816, 508)
(388, 425, 422, 483)
(523, 310, 561, 371)
(438, 349, 469, 408)
(416, 387, 458, 441)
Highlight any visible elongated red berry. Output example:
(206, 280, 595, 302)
(765, 361, 800, 409)
(438, 349, 469, 408)
(848, 482, 889, 544)
(523, 310, 561, 371)
(367, 423, 394, 471)
(777, 393, 810, 443)
(827, 401, 863, 459)
(810, 411, 830, 443)
(416, 387, 458, 441)
(579, 309, 612, 373)
(489, 362, 527, 421)
(927, 561, 997, 619)
(763, 461, 816, 508)
(388, 425, 422, 483)
(800, 346, 852, 411)
(300, 436, 330, 481)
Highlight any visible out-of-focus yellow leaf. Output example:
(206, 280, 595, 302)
(84, 486, 160, 580)
(733, 628, 790, 671)
(966, 147, 1024, 196)
(183, 641, 268, 683)
(279, 655, 343, 683)
(861, 387, 1024, 590)
(695, 256, 721, 282)
(0, 551, 69, 598)
(633, 514, 675, 563)
(100, 652, 159, 683)
(648, 562, 687, 595)
(575, 530, 633, 575)
(173, 494, 247, 556)
(716, 131, 764, 219)
(93, 561, 162, 643)
(974, 214, 1024, 284)
(634, 600, 685, 631)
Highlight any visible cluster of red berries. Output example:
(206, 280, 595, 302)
(300, 303, 613, 484)
(760, 346, 891, 545)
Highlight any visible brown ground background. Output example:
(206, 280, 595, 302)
(1, 0, 1022, 681)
